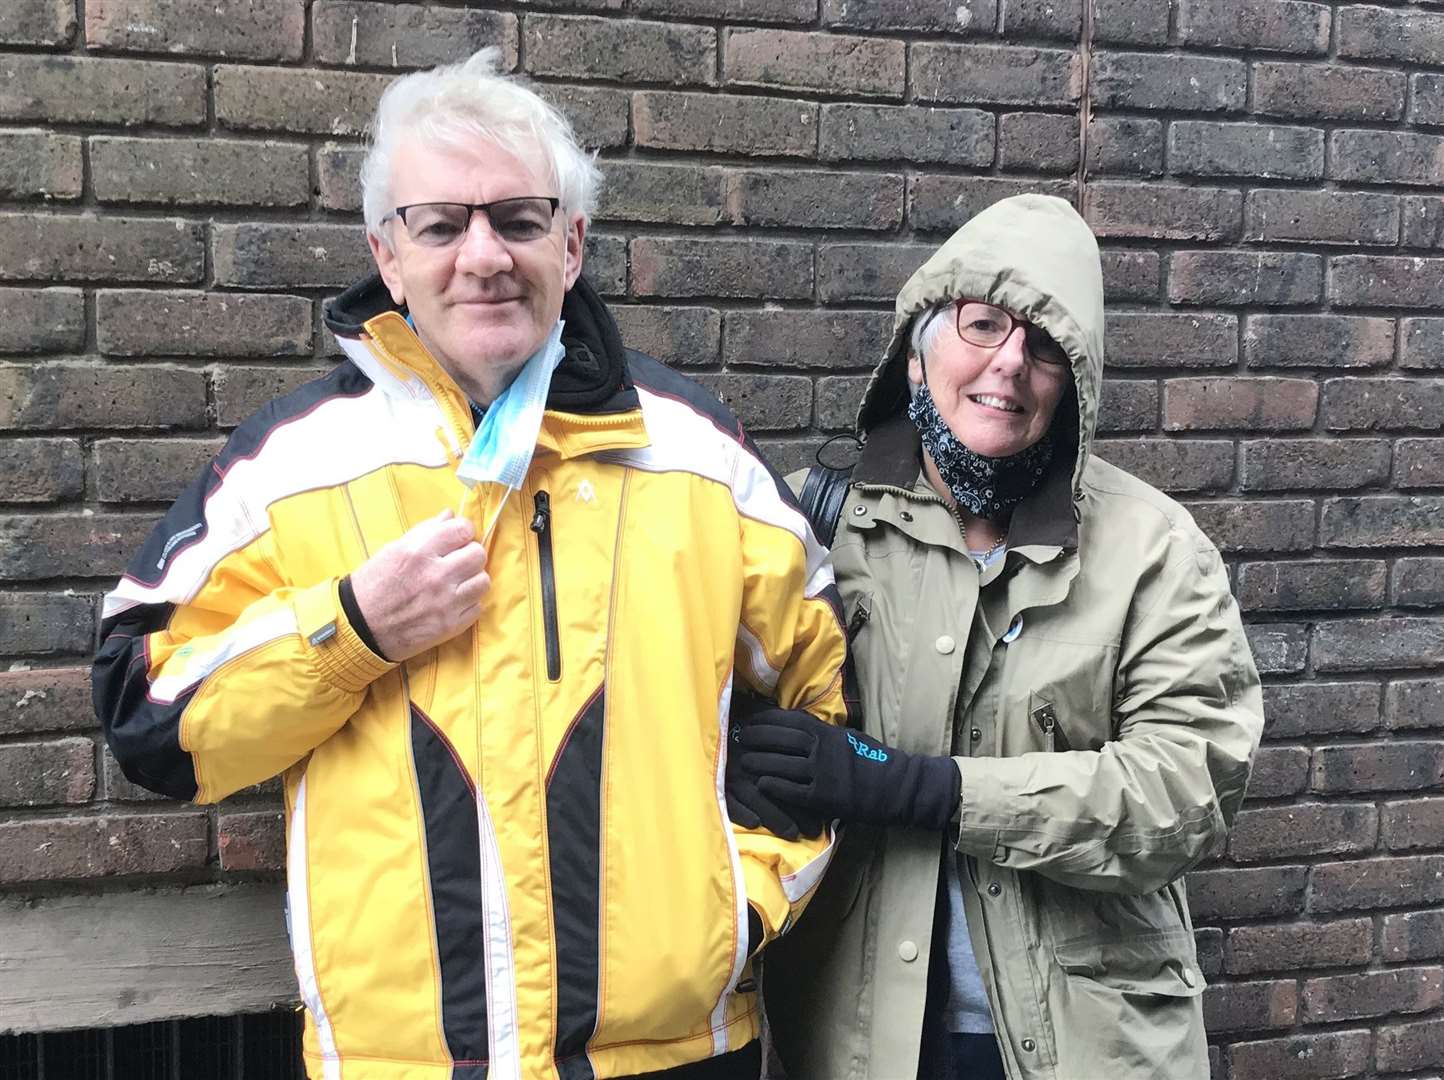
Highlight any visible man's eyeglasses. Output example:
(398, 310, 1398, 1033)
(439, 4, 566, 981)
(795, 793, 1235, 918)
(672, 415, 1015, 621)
(954, 301, 1070, 368)
(385, 197, 560, 248)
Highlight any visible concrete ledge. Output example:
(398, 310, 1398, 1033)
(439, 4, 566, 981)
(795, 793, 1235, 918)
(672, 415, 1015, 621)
(0, 883, 295, 1033)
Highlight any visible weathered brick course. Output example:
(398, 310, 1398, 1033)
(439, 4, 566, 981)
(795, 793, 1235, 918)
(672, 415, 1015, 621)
(313, 2, 517, 70)
(0, 667, 95, 736)
(0, 288, 85, 354)
(97, 290, 312, 357)
(0, 739, 95, 808)
(212, 223, 371, 289)
(215, 65, 391, 135)
(1243, 315, 1395, 370)
(1090, 51, 1246, 113)
(731, 169, 903, 231)
(91, 138, 309, 208)
(1253, 62, 1405, 123)
(530, 15, 713, 87)
(0, 438, 84, 504)
(1240, 438, 1390, 492)
(726, 28, 902, 98)
(1169, 121, 1324, 181)
(1262, 682, 1381, 740)
(0, 363, 208, 431)
(94, 438, 224, 504)
(722, 310, 892, 371)
(1169, 251, 1322, 307)
(0, 214, 204, 285)
(1227, 920, 1374, 976)
(0, 592, 93, 656)
(1178, 0, 1328, 55)
(0, 813, 209, 884)
(0, 0, 76, 46)
(631, 237, 812, 299)
(821, 104, 994, 166)
(0, 130, 82, 201)
(1395, 558, 1444, 608)
(1395, 439, 1444, 488)
(634, 91, 818, 157)
(0, 55, 205, 127)
(912, 43, 1078, 107)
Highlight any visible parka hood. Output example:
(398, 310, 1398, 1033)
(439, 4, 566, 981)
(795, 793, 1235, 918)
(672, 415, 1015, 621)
(857, 194, 1105, 496)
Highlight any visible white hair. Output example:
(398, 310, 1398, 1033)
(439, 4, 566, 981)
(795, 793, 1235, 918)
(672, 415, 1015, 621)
(909, 303, 954, 371)
(360, 47, 603, 246)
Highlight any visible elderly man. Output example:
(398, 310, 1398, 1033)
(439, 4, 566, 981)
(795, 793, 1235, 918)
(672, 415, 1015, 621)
(93, 49, 846, 1080)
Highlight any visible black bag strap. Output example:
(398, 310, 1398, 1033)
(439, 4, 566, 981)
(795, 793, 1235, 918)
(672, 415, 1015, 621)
(797, 464, 854, 547)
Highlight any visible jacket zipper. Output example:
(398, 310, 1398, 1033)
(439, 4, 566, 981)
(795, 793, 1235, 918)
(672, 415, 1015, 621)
(1030, 701, 1071, 752)
(845, 600, 871, 644)
(530, 490, 561, 682)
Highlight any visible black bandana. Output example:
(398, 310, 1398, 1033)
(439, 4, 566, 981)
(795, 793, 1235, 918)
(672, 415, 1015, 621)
(907, 384, 1054, 521)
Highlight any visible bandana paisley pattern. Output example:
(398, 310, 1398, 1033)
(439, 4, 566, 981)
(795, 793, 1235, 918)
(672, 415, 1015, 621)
(907, 384, 1054, 522)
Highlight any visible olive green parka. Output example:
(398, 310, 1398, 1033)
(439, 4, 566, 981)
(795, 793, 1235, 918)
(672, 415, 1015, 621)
(764, 195, 1264, 1080)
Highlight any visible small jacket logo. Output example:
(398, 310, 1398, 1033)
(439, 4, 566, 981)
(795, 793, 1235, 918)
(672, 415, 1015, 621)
(846, 731, 888, 763)
(576, 480, 596, 503)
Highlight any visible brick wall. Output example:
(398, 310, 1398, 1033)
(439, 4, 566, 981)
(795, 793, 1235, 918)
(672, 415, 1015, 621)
(1, 0, 1442, 1073)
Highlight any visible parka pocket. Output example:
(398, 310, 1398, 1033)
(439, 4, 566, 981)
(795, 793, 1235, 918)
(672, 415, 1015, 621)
(1049, 929, 1208, 1077)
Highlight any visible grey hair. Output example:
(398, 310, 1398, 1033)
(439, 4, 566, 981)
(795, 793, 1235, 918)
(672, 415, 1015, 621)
(360, 47, 603, 247)
(908, 302, 954, 371)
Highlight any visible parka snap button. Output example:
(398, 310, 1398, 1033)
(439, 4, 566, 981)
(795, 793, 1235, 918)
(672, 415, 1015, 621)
(986, 882, 1002, 897)
(935, 635, 955, 654)
(899, 511, 913, 522)
(970, 727, 982, 742)
(1181, 967, 1196, 988)
(853, 505, 867, 516)
(1021, 1039, 1037, 1053)
(898, 940, 919, 962)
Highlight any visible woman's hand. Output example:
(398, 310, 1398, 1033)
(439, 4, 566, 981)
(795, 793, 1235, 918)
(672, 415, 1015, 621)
(735, 708, 962, 832)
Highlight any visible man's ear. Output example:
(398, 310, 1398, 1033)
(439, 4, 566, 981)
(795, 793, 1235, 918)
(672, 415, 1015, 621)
(368, 230, 406, 305)
(563, 214, 586, 291)
(907, 351, 924, 387)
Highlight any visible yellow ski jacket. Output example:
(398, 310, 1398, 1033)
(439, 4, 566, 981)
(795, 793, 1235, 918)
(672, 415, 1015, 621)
(94, 275, 848, 1080)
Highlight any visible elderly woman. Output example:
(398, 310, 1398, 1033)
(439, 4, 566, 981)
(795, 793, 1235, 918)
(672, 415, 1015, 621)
(730, 195, 1264, 1080)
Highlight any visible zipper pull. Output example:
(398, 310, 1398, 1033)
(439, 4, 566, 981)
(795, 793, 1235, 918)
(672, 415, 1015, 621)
(1031, 703, 1058, 752)
(846, 601, 871, 643)
(530, 490, 550, 533)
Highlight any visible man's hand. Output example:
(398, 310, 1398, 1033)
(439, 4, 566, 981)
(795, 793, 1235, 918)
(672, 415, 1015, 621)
(736, 709, 961, 832)
(349, 510, 490, 662)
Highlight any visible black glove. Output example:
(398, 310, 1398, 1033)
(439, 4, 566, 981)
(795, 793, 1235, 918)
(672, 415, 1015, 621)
(725, 698, 827, 841)
(736, 709, 961, 831)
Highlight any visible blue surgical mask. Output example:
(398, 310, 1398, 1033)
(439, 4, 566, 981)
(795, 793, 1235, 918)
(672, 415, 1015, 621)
(457, 319, 566, 493)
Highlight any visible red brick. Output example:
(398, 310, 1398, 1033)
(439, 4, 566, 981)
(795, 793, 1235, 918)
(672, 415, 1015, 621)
(1086, 116, 1163, 176)
(1402, 319, 1444, 370)
(1163, 378, 1318, 432)
(1261, 682, 1381, 740)
(1245, 188, 1400, 246)
(583, 234, 627, 298)
(312, 1, 517, 70)
(1203, 979, 1298, 1033)
(1339, 5, 1444, 65)
(1099, 250, 1161, 301)
(218, 810, 285, 871)
(540, 86, 630, 152)
(640, 0, 811, 21)
(913, 43, 1079, 108)
(0, 55, 205, 127)
(1105, 313, 1237, 369)
(1400, 197, 1444, 252)
(1314, 618, 1444, 672)
(1384, 910, 1444, 962)
(0, 812, 209, 884)
(0, 738, 95, 808)
(593, 162, 725, 226)
(529, 15, 713, 87)
(0, 668, 95, 736)
(1169, 121, 1324, 181)
(1228, 803, 1377, 862)
(1093, 0, 1168, 44)
(1331, 130, 1444, 188)
(1227, 1031, 1371, 1080)
(1382, 797, 1444, 853)
(1311, 855, 1444, 914)
(997, 112, 1077, 174)
(824, 0, 996, 32)
(1226, 919, 1373, 976)
(1178, 0, 1328, 55)
(634, 91, 818, 158)
(1377, 1017, 1444, 1073)
(631, 237, 812, 300)
(816, 242, 935, 303)
(1394, 558, 1444, 608)
(1097, 380, 1158, 433)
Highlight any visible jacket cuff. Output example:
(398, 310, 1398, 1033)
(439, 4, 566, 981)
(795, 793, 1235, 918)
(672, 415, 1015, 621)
(294, 578, 396, 694)
(952, 756, 1006, 862)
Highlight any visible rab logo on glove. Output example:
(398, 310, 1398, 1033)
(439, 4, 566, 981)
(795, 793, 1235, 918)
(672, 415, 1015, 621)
(847, 731, 889, 763)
